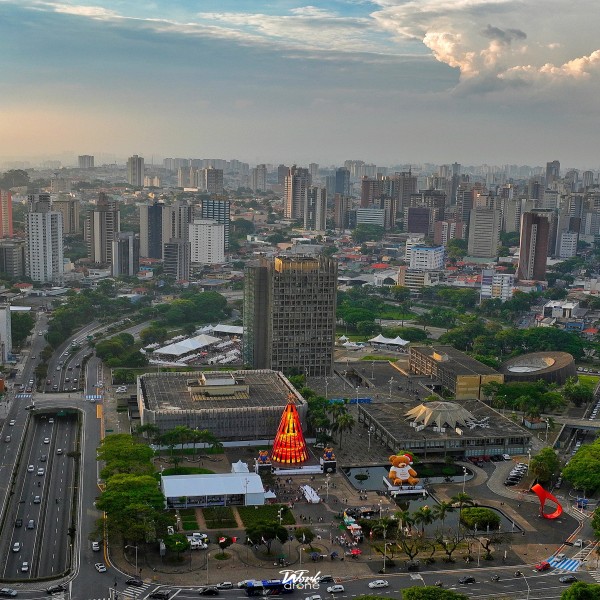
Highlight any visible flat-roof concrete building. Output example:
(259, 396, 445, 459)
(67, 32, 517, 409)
(137, 370, 306, 439)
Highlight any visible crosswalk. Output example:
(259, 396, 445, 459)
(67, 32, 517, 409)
(83, 582, 155, 599)
(546, 556, 581, 572)
(590, 571, 600, 584)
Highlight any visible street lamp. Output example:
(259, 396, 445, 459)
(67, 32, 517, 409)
(462, 467, 467, 494)
(382, 529, 388, 573)
(278, 507, 283, 525)
(527, 448, 532, 475)
(125, 544, 138, 573)
(388, 377, 395, 401)
(368, 426, 374, 451)
(545, 419, 550, 442)
(522, 571, 531, 600)
(324, 377, 329, 400)
(371, 361, 375, 381)
(325, 474, 331, 501)
(355, 386, 359, 404)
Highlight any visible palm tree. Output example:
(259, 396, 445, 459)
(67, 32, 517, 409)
(451, 492, 474, 533)
(432, 501, 454, 530)
(335, 412, 355, 449)
(394, 509, 413, 537)
(413, 506, 434, 537)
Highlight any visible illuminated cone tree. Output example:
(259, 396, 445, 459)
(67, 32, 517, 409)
(271, 398, 308, 464)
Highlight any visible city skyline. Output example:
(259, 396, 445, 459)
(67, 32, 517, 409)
(1, 1, 600, 167)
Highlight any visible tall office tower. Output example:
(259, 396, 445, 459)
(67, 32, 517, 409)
(52, 198, 80, 234)
(25, 194, 64, 284)
(467, 207, 501, 258)
(582, 171, 595, 189)
(203, 167, 224, 195)
(392, 170, 417, 215)
(565, 170, 579, 192)
(127, 155, 144, 186)
(251, 164, 267, 192)
(333, 194, 352, 230)
(163, 238, 191, 281)
(277, 164, 288, 185)
(284, 166, 311, 220)
(50, 174, 71, 193)
(163, 158, 175, 172)
(409, 190, 446, 220)
(139, 202, 164, 259)
(111, 231, 140, 277)
(201, 198, 230, 250)
(78, 155, 94, 169)
(177, 167, 192, 188)
(450, 162, 461, 205)
(360, 176, 383, 208)
(433, 219, 464, 246)
(528, 178, 544, 201)
(335, 168, 350, 196)
(309, 163, 319, 181)
(517, 212, 550, 281)
(0, 239, 26, 278)
(86, 192, 120, 265)
(531, 208, 557, 256)
(545, 160, 560, 186)
(503, 198, 521, 233)
(0, 189, 13, 237)
(373, 196, 396, 230)
(406, 206, 433, 236)
(0, 304, 11, 363)
(243, 255, 337, 376)
(189, 220, 225, 264)
(163, 201, 193, 245)
(304, 187, 327, 231)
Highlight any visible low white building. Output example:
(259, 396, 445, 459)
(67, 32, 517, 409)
(161, 473, 265, 508)
(409, 245, 445, 270)
(480, 269, 515, 303)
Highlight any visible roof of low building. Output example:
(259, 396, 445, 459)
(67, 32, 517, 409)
(161, 473, 264, 498)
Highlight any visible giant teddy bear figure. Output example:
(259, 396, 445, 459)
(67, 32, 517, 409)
(388, 453, 419, 487)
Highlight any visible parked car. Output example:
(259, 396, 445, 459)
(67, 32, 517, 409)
(0, 588, 17, 597)
(326, 586, 345, 593)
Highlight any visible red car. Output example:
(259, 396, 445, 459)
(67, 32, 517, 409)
(535, 561, 551, 571)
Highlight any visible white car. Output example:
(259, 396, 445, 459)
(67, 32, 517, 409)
(326, 586, 344, 594)
(27, 465, 34, 473)
(12, 542, 21, 552)
(95, 563, 107, 573)
(43, 438, 50, 444)
(21, 562, 29, 572)
(9, 420, 15, 426)
(92, 541, 100, 552)
(368, 580, 389, 589)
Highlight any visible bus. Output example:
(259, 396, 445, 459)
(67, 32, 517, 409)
(245, 580, 294, 596)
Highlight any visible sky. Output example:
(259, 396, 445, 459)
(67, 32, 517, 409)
(1, 0, 600, 168)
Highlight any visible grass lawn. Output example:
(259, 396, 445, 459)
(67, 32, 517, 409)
(577, 374, 599, 387)
(360, 355, 397, 361)
(203, 506, 238, 529)
(238, 504, 295, 527)
(162, 467, 215, 476)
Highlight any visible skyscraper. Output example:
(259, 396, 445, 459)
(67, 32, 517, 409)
(467, 207, 501, 258)
(127, 155, 144, 186)
(25, 194, 64, 284)
(111, 231, 140, 277)
(201, 198, 230, 251)
(52, 198, 80, 234)
(0, 304, 12, 363)
(243, 255, 337, 376)
(189, 220, 225, 264)
(284, 166, 311, 220)
(333, 194, 352, 230)
(335, 168, 350, 196)
(86, 193, 120, 265)
(0, 239, 26, 278)
(251, 164, 267, 192)
(78, 155, 94, 169)
(139, 202, 164, 259)
(0, 189, 13, 238)
(163, 201, 193, 245)
(203, 167, 224, 195)
(545, 160, 560, 186)
(517, 212, 550, 281)
(163, 239, 191, 281)
(304, 187, 327, 231)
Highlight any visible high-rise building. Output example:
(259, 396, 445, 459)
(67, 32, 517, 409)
(251, 164, 267, 192)
(189, 220, 225, 264)
(333, 194, 352, 230)
(0, 189, 13, 238)
(392, 170, 418, 215)
(277, 164, 288, 185)
(582, 171, 595, 189)
(284, 166, 311, 220)
(25, 194, 64, 284)
(0, 304, 12, 363)
(335, 168, 350, 196)
(201, 198, 230, 250)
(111, 231, 140, 277)
(52, 198, 80, 234)
(50, 174, 71, 193)
(86, 192, 120, 265)
(78, 155, 94, 169)
(517, 212, 550, 281)
(480, 269, 514, 303)
(0, 239, 25, 278)
(203, 167, 224, 195)
(360, 176, 383, 208)
(433, 220, 464, 246)
(163, 201, 193, 245)
(139, 202, 164, 259)
(545, 160, 560, 186)
(243, 255, 337, 376)
(163, 239, 191, 281)
(467, 208, 501, 258)
(309, 163, 319, 181)
(127, 155, 144, 186)
(304, 187, 327, 231)
(406, 206, 433, 236)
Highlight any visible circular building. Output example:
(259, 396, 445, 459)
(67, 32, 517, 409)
(500, 352, 576, 385)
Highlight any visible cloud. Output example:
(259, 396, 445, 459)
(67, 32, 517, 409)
(481, 24, 526, 44)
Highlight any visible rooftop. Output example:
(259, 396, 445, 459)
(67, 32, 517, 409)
(161, 473, 264, 498)
(412, 345, 500, 376)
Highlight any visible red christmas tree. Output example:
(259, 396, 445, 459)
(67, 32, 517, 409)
(271, 397, 308, 464)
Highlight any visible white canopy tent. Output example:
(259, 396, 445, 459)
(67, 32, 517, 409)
(368, 334, 410, 347)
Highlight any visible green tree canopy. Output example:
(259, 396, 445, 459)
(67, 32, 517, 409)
(560, 582, 600, 600)
(96, 434, 155, 479)
(459, 507, 500, 531)
(11, 312, 35, 347)
(530, 447, 561, 484)
(353, 224, 384, 243)
(563, 437, 600, 493)
(246, 520, 288, 554)
(402, 587, 469, 600)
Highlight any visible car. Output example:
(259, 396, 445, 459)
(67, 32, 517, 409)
(27, 465, 34, 473)
(25, 387, 32, 393)
(43, 438, 50, 444)
(20, 562, 29, 573)
(65, 378, 70, 383)
(92, 541, 100, 552)
(559, 575, 578, 584)
(237, 581, 253, 589)
(52, 385, 58, 390)
(148, 591, 171, 600)
(125, 577, 144, 587)
(73, 378, 78, 383)
(574, 538, 583, 547)
(4, 436, 11, 443)
(368, 580, 389, 589)
(14, 519, 22, 528)
(56, 449, 63, 455)
(37, 468, 45, 476)
(326, 586, 345, 594)
(459, 577, 476, 584)
(535, 561, 551, 571)
(305, 596, 322, 600)
(12, 542, 21, 552)
(75, 364, 80, 368)
(46, 584, 67, 594)
(33, 496, 41, 504)
(48, 418, 54, 424)
(46, 379, 51, 385)
(94, 563, 107, 573)
(27, 520, 35, 529)
(216, 583, 233, 590)
(502, 454, 511, 460)
(9, 420, 15, 426)
(317, 576, 334, 584)
(199, 588, 220, 596)
(0, 588, 18, 597)
(40, 455, 47, 462)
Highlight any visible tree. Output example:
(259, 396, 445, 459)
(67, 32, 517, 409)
(563, 377, 595, 407)
(217, 535, 233, 557)
(559, 582, 600, 600)
(11, 312, 35, 347)
(413, 506, 435, 536)
(563, 437, 600, 493)
(246, 520, 288, 554)
(96, 434, 155, 478)
(335, 412, 355, 449)
(447, 239, 468, 261)
(432, 501, 454, 530)
(402, 587, 468, 600)
(352, 224, 384, 243)
(435, 533, 461, 562)
(460, 507, 500, 531)
(294, 527, 316, 549)
(530, 447, 561, 483)
(163, 533, 190, 557)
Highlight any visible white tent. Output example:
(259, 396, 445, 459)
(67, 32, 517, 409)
(155, 334, 220, 358)
(369, 334, 410, 347)
(338, 335, 349, 342)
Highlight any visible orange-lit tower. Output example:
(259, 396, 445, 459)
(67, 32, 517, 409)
(271, 396, 308, 464)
